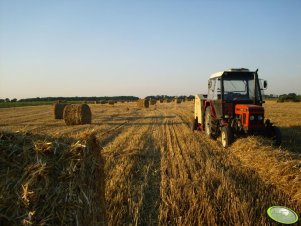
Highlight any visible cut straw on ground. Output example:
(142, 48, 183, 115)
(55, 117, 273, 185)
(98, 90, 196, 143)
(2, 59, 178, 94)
(0, 131, 106, 226)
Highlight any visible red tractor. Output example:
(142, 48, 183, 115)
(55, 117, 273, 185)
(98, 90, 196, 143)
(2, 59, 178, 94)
(192, 68, 281, 148)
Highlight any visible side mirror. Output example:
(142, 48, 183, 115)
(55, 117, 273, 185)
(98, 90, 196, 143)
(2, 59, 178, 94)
(263, 80, 268, 89)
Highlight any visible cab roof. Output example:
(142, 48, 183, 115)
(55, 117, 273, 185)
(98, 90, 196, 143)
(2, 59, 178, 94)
(209, 68, 251, 79)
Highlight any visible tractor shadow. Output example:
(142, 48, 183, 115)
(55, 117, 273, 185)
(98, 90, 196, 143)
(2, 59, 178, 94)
(279, 125, 301, 154)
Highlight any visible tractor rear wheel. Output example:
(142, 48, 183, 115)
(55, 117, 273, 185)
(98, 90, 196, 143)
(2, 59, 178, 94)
(221, 126, 234, 148)
(191, 118, 198, 131)
(205, 108, 213, 138)
(272, 126, 281, 146)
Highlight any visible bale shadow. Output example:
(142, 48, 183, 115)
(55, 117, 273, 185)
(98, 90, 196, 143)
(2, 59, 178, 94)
(103, 122, 185, 126)
(112, 115, 176, 121)
(93, 118, 185, 126)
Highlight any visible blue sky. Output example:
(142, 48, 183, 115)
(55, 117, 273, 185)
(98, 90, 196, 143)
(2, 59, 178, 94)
(0, 0, 300, 99)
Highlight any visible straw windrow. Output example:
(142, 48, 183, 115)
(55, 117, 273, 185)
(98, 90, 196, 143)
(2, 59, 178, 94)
(0, 131, 106, 226)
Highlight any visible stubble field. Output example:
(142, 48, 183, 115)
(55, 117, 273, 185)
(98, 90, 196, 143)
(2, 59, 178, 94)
(0, 101, 300, 225)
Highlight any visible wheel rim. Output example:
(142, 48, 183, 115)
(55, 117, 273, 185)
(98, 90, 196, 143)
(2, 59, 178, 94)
(221, 131, 226, 147)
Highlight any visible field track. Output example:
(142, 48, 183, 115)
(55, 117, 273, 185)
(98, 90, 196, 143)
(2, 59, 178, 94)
(0, 101, 300, 225)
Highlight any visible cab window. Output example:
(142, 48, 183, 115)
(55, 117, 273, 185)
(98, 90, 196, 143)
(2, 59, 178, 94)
(213, 79, 221, 100)
(207, 79, 216, 99)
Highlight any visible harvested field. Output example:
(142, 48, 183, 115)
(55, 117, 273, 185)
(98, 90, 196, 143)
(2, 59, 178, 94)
(0, 101, 300, 225)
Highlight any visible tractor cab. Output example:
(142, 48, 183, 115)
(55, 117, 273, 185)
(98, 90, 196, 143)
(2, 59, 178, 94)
(207, 68, 267, 120)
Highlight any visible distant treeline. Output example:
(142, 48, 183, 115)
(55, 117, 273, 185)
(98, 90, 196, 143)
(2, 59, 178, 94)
(277, 93, 300, 102)
(145, 95, 195, 100)
(2, 94, 299, 103)
(263, 93, 301, 102)
(0, 95, 195, 103)
(263, 94, 279, 99)
(0, 96, 139, 103)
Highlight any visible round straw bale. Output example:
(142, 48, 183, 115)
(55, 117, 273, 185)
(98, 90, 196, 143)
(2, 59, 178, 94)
(54, 103, 69, 119)
(63, 104, 92, 125)
(150, 100, 157, 105)
(100, 100, 108, 104)
(137, 99, 149, 108)
(108, 100, 114, 105)
(175, 98, 181, 104)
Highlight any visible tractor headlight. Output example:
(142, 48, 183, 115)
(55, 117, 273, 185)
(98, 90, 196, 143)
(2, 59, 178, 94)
(258, 115, 263, 121)
(250, 115, 255, 121)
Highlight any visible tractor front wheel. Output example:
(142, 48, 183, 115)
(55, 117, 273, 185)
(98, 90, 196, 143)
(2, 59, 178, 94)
(221, 126, 234, 148)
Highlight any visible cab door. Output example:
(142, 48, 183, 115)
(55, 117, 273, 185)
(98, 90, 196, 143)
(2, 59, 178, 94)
(212, 78, 223, 118)
(208, 78, 223, 119)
